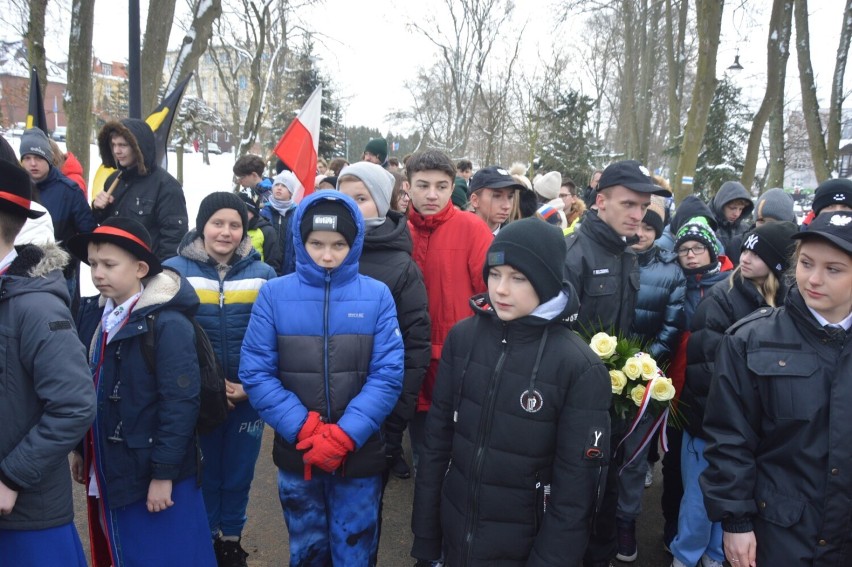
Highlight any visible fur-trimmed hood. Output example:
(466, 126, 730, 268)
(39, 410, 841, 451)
(94, 266, 199, 317)
(0, 243, 71, 304)
(97, 118, 155, 176)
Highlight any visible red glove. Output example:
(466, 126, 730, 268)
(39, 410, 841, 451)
(297, 411, 324, 443)
(296, 424, 355, 473)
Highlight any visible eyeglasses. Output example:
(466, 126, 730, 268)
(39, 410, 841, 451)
(677, 244, 707, 257)
(399, 192, 411, 201)
(558, 192, 571, 199)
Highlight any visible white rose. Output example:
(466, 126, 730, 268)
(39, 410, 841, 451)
(590, 332, 617, 359)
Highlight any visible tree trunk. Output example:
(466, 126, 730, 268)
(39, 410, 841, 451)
(66, 0, 95, 182)
(827, 0, 852, 171)
(792, 0, 830, 183)
(140, 0, 178, 116)
(164, 0, 223, 95)
(618, 0, 637, 158)
(665, 0, 688, 183)
(741, 0, 793, 191)
(671, 0, 723, 203)
(766, 92, 786, 189)
(25, 0, 49, 99)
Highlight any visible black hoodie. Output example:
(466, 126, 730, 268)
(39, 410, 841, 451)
(93, 119, 188, 261)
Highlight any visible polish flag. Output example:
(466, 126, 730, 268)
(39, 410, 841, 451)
(274, 86, 322, 197)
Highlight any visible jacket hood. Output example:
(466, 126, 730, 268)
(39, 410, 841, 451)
(363, 210, 412, 254)
(97, 118, 155, 175)
(62, 152, 83, 176)
(470, 284, 580, 329)
(293, 191, 364, 286)
(712, 181, 754, 222)
(176, 229, 260, 267)
(1, 243, 70, 303)
(96, 267, 199, 318)
(672, 195, 718, 234)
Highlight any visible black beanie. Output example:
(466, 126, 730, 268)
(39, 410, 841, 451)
(484, 218, 566, 303)
(300, 199, 358, 247)
(741, 221, 798, 279)
(237, 192, 260, 216)
(813, 178, 852, 215)
(196, 191, 249, 237)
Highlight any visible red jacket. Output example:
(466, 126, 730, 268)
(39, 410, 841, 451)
(409, 202, 492, 411)
(61, 152, 87, 198)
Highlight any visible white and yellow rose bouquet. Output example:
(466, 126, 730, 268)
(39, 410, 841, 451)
(588, 332, 678, 469)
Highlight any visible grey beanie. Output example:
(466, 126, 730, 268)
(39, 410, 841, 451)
(19, 128, 53, 163)
(338, 162, 394, 226)
(754, 188, 795, 223)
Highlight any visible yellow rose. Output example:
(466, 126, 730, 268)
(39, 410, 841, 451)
(590, 332, 617, 359)
(622, 357, 642, 380)
(649, 377, 676, 402)
(610, 370, 628, 395)
(639, 354, 658, 381)
(630, 384, 646, 406)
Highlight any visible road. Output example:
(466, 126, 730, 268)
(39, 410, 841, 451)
(73, 427, 677, 566)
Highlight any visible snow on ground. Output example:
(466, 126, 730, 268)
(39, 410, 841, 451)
(7, 135, 236, 296)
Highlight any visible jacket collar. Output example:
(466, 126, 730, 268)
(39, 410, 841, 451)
(580, 209, 637, 253)
(409, 199, 457, 232)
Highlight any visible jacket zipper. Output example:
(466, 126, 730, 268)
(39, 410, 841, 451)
(462, 325, 509, 564)
(219, 277, 229, 375)
(323, 272, 332, 420)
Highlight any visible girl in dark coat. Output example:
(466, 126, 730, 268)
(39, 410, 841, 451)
(411, 219, 611, 567)
(69, 218, 214, 567)
(701, 211, 852, 567)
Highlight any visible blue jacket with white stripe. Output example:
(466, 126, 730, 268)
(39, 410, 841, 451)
(164, 232, 276, 382)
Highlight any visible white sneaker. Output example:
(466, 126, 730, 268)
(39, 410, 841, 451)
(644, 462, 654, 487)
(700, 555, 724, 567)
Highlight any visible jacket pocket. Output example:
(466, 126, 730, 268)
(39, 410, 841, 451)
(534, 468, 553, 532)
(130, 196, 156, 219)
(746, 351, 820, 420)
(125, 433, 154, 476)
(754, 485, 805, 528)
(583, 274, 617, 298)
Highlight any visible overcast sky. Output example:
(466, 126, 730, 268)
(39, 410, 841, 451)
(4, 0, 849, 133)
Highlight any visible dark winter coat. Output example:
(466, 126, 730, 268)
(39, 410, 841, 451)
(563, 209, 639, 336)
(0, 244, 96, 531)
(260, 203, 296, 275)
(163, 232, 276, 382)
(411, 291, 611, 566)
(76, 269, 202, 508)
(701, 287, 852, 566)
(711, 182, 754, 255)
(37, 166, 97, 247)
(359, 211, 431, 429)
(682, 271, 779, 438)
(246, 213, 283, 275)
(630, 246, 686, 363)
(240, 192, 404, 478)
(94, 119, 188, 261)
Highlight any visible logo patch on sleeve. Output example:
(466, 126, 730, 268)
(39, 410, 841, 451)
(584, 427, 605, 460)
(48, 320, 73, 331)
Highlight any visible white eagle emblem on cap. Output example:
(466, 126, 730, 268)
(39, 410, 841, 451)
(834, 193, 847, 201)
(639, 165, 650, 176)
(829, 215, 852, 226)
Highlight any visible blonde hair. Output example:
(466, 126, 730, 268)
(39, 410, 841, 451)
(728, 264, 781, 307)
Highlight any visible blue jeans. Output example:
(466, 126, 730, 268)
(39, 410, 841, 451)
(199, 399, 265, 537)
(278, 468, 381, 567)
(670, 431, 724, 567)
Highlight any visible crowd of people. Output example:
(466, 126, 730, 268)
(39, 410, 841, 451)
(0, 122, 851, 567)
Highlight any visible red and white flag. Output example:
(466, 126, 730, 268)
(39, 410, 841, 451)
(274, 86, 322, 197)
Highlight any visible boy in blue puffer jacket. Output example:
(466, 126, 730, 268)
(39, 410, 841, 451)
(240, 191, 404, 566)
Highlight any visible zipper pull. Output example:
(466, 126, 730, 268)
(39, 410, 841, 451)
(219, 291, 225, 308)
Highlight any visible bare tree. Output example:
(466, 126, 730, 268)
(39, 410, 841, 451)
(741, 0, 793, 190)
(671, 0, 723, 202)
(665, 0, 689, 179)
(140, 0, 178, 116)
(165, 0, 222, 96)
(827, 0, 852, 171)
(25, 0, 48, 97)
(792, 0, 830, 183)
(66, 0, 95, 179)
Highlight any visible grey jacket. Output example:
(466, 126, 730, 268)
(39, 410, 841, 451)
(0, 244, 96, 531)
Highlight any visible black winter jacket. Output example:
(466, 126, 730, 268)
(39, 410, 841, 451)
(711, 182, 754, 255)
(682, 273, 780, 438)
(411, 291, 611, 566)
(0, 244, 96, 531)
(359, 212, 431, 430)
(630, 246, 685, 363)
(563, 209, 639, 336)
(94, 119, 188, 261)
(701, 287, 852, 566)
(247, 213, 283, 274)
(261, 204, 296, 275)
